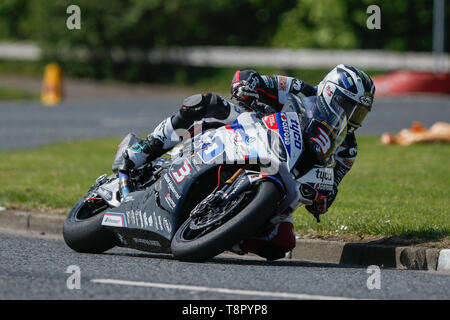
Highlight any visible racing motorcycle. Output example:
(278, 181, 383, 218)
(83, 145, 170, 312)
(63, 93, 347, 262)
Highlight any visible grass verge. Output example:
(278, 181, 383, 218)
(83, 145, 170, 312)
(0, 86, 39, 101)
(293, 137, 450, 246)
(0, 136, 448, 244)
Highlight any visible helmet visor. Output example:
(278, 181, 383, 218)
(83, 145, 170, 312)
(347, 104, 370, 128)
(331, 90, 370, 128)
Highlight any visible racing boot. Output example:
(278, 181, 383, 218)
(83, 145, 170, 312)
(118, 116, 182, 173)
(119, 136, 165, 172)
(115, 136, 164, 198)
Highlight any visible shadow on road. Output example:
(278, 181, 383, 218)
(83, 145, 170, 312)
(103, 250, 367, 270)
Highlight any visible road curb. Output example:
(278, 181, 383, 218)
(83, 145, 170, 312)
(288, 239, 448, 271)
(0, 210, 65, 236)
(1, 209, 448, 271)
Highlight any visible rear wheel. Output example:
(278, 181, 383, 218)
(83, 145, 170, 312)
(63, 195, 117, 253)
(171, 181, 281, 262)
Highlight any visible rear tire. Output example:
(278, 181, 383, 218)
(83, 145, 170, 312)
(171, 181, 281, 262)
(63, 196, 117, 253)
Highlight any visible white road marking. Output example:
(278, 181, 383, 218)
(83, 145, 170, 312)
(91, 278, 357, 300)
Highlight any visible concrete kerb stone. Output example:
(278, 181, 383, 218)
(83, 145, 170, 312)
(288, 239, 446, 271)
(1, 209, 449, 271)
(0, 210, 65, 236)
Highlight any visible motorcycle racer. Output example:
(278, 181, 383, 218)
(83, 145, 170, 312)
(112, 64, 375, 260)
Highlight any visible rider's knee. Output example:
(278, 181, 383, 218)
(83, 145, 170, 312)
(241, 221, 296, 261)
(179, 93, 209, 119)
(270, 221, 297, 252)
(178, 92, 228, 120)
(242, 240, 291, 261)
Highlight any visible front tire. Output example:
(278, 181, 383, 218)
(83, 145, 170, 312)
(63, 195, 117, 253)
(171, 181, 282, 262)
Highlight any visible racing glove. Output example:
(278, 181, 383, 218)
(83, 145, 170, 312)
(305, 184, 338, 222)
(231, 80, 259, 106)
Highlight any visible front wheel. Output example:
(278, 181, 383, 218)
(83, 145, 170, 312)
(63, 195, 117, 253)
(171, 181, 282, 262)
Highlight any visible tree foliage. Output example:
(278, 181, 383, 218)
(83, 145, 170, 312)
(0, 0, 447, 81)
(1, 0, 446, 52)
(272, 0, 448, 52)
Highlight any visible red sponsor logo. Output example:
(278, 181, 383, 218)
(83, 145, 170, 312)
(263, 114, 278, 130)
(279, 76, 287, 91)
(343, 159, 354, 167)
(311, 127, 331, 154)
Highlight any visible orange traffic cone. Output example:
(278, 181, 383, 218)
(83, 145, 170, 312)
(41, 63, 63, 106)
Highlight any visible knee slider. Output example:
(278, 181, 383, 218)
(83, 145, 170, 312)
(180, 94, 207, 119)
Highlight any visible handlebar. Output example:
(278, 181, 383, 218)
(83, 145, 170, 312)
(231, 94, 276, 117)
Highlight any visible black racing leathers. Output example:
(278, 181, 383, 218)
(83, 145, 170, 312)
(231, 69, 317, 111)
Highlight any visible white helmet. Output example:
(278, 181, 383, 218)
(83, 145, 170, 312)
(317, 64, 375, 131)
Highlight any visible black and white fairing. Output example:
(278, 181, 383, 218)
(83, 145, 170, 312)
(98, 109, 302, 253)
(98, 93, 343, 254)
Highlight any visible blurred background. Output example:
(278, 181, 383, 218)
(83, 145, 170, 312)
(0, 0, 449, 146)
(0, 0, 449, 95)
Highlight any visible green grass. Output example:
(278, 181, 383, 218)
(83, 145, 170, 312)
(0, 60, 45, 77)
(0, 86, 39, 101)
(0, 136, 448, 243)
(293, 136, 450, 243)
(0, 138, 120, 211)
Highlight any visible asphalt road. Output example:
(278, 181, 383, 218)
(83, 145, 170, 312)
(0, 229, 449, 301)
(0, 95, 449, 150)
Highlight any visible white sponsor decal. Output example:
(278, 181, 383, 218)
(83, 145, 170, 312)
(164, 172, 181, 199)
(143, 212, 148, 227)
(148, 214, 154, 228)
(171, 160, 192, 183)
(157, 215, 163, 231)
(102, 213, 126, 227)
(153, 212, 159, 230)
(163, 217, 172, 233)
(165, 193, 176, 209)
(123, 195, 134, 203)
(299, 167, 334, 187)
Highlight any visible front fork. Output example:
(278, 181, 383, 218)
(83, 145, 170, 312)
(217, 169, 251, 204)
(190, 168, 285, 219)
(190, 168, 248, 219)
